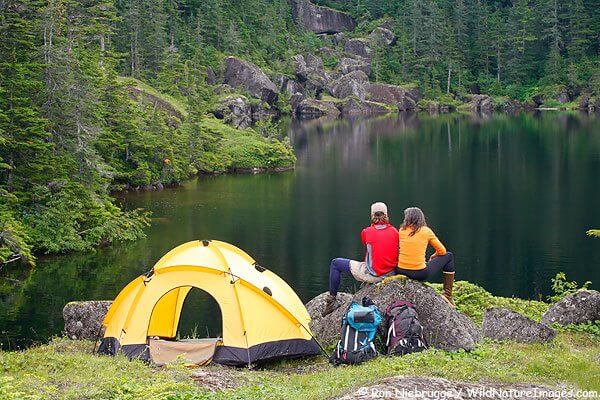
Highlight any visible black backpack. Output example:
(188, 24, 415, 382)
(383, 300, 427, 356)
(329, 297, 382, 365)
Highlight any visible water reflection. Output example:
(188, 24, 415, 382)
(2, 112, 599, 348)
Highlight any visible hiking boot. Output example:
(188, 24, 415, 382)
(442, 271, 456, 308)
(322, 294, 340, 317)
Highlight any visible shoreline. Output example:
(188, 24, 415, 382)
(1, 280, 598, 399)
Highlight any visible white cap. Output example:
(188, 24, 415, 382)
(371, 202, 388, 216)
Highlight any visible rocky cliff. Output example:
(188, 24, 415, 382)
(290, 0, 355, 34)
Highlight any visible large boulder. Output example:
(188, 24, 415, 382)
(555, 89, 570, 104)
(276, 75, 304, 95)
(405, 87, 422, 102)
(366, 83, 417, 111)
(63, 300, 112, 340)
(306, 279, 481, 351)
(223, 56, 279, 105)
(369, 27, 396, 46)
(398, 96, 417, 111)
(338, 57, 371, 75)
(213, 95, 253, 129)
(501, 99, 523, 114)
(250, 102, 278, 123)
(469, 94, 493, 113)
(290, 0, 355, 34)
(330, 70, 369, 100)
(290, 92, 305, 115)
(295, 98, 341, 119)
(340, 98, 392, 116)
(366, 83, 404, 104)
(332, 32, 346, 46)
(344, 38, 372, 59)
(541, 290, 600, 326)
(205, 66, 217, 85)
(482, 308, 556, 343)
(578, 93, 591, 110)
(293, 54, 332, 94)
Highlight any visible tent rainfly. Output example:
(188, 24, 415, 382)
(98, 240, 320, 366)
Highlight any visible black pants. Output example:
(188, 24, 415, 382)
(396, 252, 454, 281)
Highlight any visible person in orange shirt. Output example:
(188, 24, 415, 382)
(397, 207, 456, 307)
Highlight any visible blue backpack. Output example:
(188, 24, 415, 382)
(329, 297, 382, 365)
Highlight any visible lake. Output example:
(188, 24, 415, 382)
(2, 112, 600, 349)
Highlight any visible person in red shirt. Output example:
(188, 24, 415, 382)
(322, 202, 399, 316)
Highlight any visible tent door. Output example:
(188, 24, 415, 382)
(148, 338, 220, 366)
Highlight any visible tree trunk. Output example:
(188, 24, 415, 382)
(497, 46, 501, 82)
(447, 63, 451, 94)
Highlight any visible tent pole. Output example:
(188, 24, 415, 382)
(299, 323, 328, 357)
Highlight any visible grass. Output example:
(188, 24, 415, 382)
(0, 339, 198, 400)
(207, 334, 599, 400)
(116, 77, 189, 118)
(199, 118, 296, 171)
(1, 281, 598, 400)
(431, 281, 550, 324)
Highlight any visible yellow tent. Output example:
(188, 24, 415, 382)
(98, 240, 320, 366)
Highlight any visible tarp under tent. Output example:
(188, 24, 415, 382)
(97, 240, 321, 366)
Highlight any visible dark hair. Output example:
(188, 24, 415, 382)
(371, 211, 389, 225)
(400, 207, 427, 236)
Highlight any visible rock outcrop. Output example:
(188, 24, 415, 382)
(333, 32, 346, 46)
(213, 95, 253, 129)
(295, 98, 340, 119)
(482, 308, 556, 343)
(306, 278, 481, 351)
(369, 27, 396, 46)
(337, 376, 558, 400)
(63, 300, 112, 340)
(330, 70, 369, 100)
(469, 94, 494, 113)
(366, 83, 419, 111)
(501, 99, 523, 114)
(223, 56, 279, 105)
(344, 38, 372, 59)
(276, 75, 304, 95)
(338, 57, 371, 75)
(555, 89, 570, 104)
(205, 66, 217, 85)
(581, 95, 600, 113)
(541, 290, 600, 326)
(293, 54, 332, 94)
(290, 0, 356, 34)
(340, 98, 392, 116)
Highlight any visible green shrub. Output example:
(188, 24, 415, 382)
(549, 272, 592, 303)
(562, 320, 600, 338)
(430, 281, 549, 324)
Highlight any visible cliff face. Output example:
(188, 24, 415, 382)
(290, 0, 355, 34)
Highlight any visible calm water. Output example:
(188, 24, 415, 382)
(2, 112, 600, 348)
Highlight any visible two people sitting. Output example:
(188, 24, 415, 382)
(323, 202, 455, 316)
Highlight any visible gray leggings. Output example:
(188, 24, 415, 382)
(396, 252, 454, 281)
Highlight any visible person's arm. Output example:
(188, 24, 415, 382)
(428, 229, 447, 259)
(361, 228, 366, 245)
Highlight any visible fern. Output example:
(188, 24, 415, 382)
(587, 229, 600, 238)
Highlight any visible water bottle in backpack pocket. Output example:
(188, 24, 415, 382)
(329, 298, 382, 365)
(383, 300, 428, 356)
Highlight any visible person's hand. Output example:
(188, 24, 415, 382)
(429, 253, 437, 261)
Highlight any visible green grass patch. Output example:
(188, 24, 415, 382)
(2, 332, 598, 400)
(320, 94, 344, 104)
(1, 281, 598, 399)
(429, 281, 549, 324)
(0, 339, 197, 400)
(199, 118, 296, 172)
(116, 76, 189, 118)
